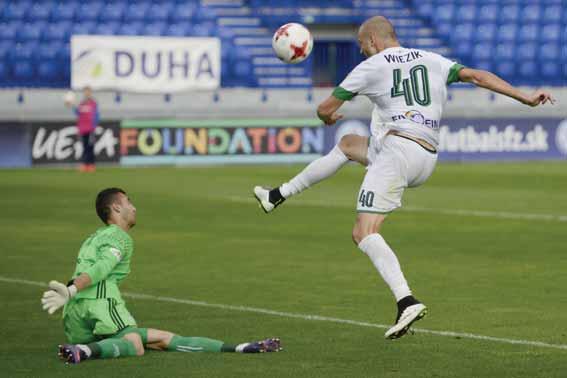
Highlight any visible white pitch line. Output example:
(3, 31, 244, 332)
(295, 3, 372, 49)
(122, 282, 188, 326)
(227, 196, 567, 222)
(5, 275, 567, 351)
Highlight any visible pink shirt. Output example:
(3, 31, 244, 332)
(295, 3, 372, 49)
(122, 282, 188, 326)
(75, 98, 99, 136)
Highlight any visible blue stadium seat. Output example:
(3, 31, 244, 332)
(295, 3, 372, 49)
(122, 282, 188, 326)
(13, 61, 35, 81)
(76, 2, 104, 22)
(541, 24, 561, 43)
(0, 22, 18, 41)
(17, 22, 45, 42)
(43, 22, 72, 42)
(521, 5, 541, 24)
(436, 22, 452, 39)
(38, 60, 62, 82)
(118, 22, 144, 36)
(415, 3, 433, 19)
(191, 23, 216, 37)
(50, 2, 77, 22)
(473, 60, 492, 73)
(101, 3, 126, 22)
(10, 43, 37, 61)
(495, 44, 515, 60)
(500, 5, 519, 23)
(456, 5, 476, 23)
(497, 24, 517, 43)
(195, 7, 217, 23)
(94, 22, 121, 36)
(494, 61, 515, 79)
(518, 61, 537, 79)
(4, 2, 30, 21)
(518, 24, 538, 42)
(478, 5, 498, 23)
(38, 43, 61, 60)
(147, 3, 173, 22)
(542, 5, 562, 23)
(124, 3, 151, 23)
(166, 23, 191, 37)
(71, 22, 97, 36)
(540, 43, 560, 61)
(142, 22, 166, 36)
(452, 23, 474, 44)
(171, 4, 197, 23)
(476, 23, 496, 42)
(431, 5, 454, 24)
(0, 61, 7, 81)
(27, 3, 51, 22)
(540, 62, 560, 80)
(472, 43, 491, 61)
(517, 43, 537, 60)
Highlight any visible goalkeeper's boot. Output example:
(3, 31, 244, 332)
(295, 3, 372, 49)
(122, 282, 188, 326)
(384, 296, 427, 339)
(58, 344, 87, 364)
(253, 186, 285, 213)
(243, 338, 282, 353)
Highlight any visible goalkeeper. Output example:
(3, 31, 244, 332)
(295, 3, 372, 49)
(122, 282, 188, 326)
(41, 187, 281, 364)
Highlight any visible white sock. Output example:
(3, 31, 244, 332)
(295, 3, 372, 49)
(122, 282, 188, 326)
(358, 233, 412, 301)
(235, 343, 250, 353)
(77, 344, 92, 358)
(280, 145, 348, 198)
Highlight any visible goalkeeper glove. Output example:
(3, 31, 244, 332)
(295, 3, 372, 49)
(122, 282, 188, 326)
(41, 280, 77, 315)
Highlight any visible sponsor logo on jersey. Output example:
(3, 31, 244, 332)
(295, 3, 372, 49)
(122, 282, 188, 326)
(109, 247, 122, 261)
(383, 50, 422, 64)
(392, 110, 439, 129)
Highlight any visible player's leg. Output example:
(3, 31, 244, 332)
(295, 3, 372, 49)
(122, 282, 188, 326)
(352, 137, 426, 339)
(58, 299, 140, 364)
(144, 328, 282, 353)
(254, 134, 368, 213)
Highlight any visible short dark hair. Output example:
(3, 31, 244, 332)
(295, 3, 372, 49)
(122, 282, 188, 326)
(96, 188, 126, 224)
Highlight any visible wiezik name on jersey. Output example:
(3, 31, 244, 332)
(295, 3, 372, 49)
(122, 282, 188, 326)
(384, 50, 423, 64)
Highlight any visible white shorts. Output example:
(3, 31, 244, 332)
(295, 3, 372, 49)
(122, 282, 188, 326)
(356, 135, 438, 214)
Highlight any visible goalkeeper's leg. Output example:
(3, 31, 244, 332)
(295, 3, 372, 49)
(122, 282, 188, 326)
(145, 328, 282, 353)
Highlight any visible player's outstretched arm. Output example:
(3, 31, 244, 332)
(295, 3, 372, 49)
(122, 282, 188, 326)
(41, 273, 92, 314)
(458, 68, 555, 107)
(317, 96, 345, 125)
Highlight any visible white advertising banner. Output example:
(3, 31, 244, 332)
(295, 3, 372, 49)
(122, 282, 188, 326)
(71, 35, 220, 93)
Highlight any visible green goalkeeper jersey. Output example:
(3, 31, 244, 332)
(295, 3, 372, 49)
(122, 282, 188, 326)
(71, 224, 134, 301)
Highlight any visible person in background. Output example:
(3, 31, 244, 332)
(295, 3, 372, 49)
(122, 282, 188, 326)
(65, 86, 99, 172)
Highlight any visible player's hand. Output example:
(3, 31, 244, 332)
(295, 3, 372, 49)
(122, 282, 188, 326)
(41, 281, 77, 315)
(322, 112, 343, 126)
(523, 90, 555, 107)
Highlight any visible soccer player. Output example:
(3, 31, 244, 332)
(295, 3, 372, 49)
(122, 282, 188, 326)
(41, 188, 281, 364)
(64, 86, 98, 173)
(254, 16, 554, 339)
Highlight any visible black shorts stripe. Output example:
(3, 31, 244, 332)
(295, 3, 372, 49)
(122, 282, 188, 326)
(107, 299, 124, 330)
(96, 282, 101, 299)
(102, 280, 106, 298)
(111, 301, 126, 329)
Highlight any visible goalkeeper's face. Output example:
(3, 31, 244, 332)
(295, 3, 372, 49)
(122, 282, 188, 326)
(115, 193, 137, 228)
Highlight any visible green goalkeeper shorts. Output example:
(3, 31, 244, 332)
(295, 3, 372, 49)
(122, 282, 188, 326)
(63, 298, 137, 344)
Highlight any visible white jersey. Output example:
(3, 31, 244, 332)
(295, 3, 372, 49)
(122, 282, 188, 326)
(333, 46, 464, 147)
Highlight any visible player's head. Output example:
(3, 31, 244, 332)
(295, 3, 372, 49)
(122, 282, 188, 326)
(83, 86, 92, 99)
(96, 188, 137, 229)
(358, 16, 399, 57)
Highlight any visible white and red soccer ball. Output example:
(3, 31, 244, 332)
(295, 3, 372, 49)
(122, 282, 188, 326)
(272, 23, 313, 64)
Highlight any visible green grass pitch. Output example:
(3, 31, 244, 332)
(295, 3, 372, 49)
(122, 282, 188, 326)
(0, 162, 566, 377)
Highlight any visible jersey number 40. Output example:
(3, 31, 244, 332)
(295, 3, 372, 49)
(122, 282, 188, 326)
(390, 65, 431, 106)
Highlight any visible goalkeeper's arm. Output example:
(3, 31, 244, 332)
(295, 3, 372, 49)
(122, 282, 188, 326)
(41, 245, 121, 314)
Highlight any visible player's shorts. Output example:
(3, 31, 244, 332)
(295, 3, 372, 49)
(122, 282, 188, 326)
(357, 134, 437, 214)
(63, 297, 137, 344)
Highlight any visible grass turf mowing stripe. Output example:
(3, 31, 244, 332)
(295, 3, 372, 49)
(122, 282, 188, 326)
(7, 276, 567, 351)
